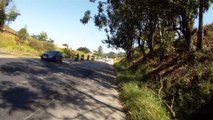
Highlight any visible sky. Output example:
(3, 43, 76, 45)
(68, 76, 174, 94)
(8, 0, 213, 53)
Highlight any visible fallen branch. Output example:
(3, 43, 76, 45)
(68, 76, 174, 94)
(158, 75, 163, 97)
(164, 96, 176, 119)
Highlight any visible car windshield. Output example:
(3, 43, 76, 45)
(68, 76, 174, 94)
(45, 50, 58, 55)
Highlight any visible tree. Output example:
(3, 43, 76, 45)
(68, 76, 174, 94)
(80, 10, 91, 24)
(47, 38, 54, 43)
(38, 31, 48, 41)
(0, 0, 5, 28)
(83, 0, 210, 59)
(106, 51, 116, 58)
(197, 0, 212, 50)
(0, 0, 19, 29)
(62, 43, 70, 58)
(6, 6, 20, 25)
(77, 47, 90, 53)
(32, 31, 48, 41)
(17, 27, 28, 44)
(97, 46, 103, 56)
(165, 0, 199, 51)
(0, 0, 10, 29)
(62, 43, 69, 49)
(31, 34, 38, 39)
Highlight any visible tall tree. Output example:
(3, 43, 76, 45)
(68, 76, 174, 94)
(77, 47, 90, 53)
(6, 6, 20, 25)
(0, 0, 19, 29)
(38, 31, 48, 41)
(169, 0, 198, 51)
(0, 0, 10, 29)
(97, 45, 103, 56)
(62, 43, 69, 49)
(17, 27, 28, 44)
(83, 0, 206, 59)
(197, 0, 212, 50)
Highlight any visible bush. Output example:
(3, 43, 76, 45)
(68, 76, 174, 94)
(28, 39, 44, 51)
(63, 48, 71, 58)
(43, 42, 55, 51)
(121, 82, 170, 120)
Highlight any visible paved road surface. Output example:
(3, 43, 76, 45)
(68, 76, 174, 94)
(0, 56, 125, 120)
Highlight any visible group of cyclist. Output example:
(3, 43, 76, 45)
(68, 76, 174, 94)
(74, 53, 94, 61)
(69, 48, 95, 63)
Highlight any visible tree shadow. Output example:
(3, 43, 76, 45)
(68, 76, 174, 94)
(0, 58, 93, 78)
(2, 87, 37, 110)
(0, 81, 38, 116)
(0, 58, 124, 120)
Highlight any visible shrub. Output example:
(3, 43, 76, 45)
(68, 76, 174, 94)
(121, 82, 170, 120)
(28, 39, 43, 51)
(42, 42, 55, 51)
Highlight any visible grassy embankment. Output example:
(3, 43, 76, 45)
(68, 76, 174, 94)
(0, 26, 92, 58)
(115, 24, 213, 120)
(0, 25, 59, 57)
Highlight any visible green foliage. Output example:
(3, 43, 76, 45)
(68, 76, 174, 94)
(0, 0, 19, 28)
(80, 10, 91, 24)
(28, 38, 43, 50)
(208, 62, 213, 76)
(32, 31, 48, 41)
(77, 47, 90, 53)
(105, 51, 117, 58)
(121, 82, 170, 120)
(6, 6, 20, 25)
(17, 27, 28, 44)
(83, 0, 209, 59)
(0, 0, 7, 28)
(114, 49, 213, 119)
(63, 48, 71, 58)
(62, 43, 69, 49)
(0, 26, 56, 56)
(28, 38, 55, 52)
(97, 45, 103, 56)
(117, 71, 137, 83)
(42, 41, 55, 51)
(115, 59, 170, 119)
(194, 63, 203, 80)
(166, 78, 213, 120)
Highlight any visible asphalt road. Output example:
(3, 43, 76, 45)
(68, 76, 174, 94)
(0, 56, 125, 120)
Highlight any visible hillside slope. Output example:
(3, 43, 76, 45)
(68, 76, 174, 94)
(0, 26, 56, 56)
(116, 23, 213, 120)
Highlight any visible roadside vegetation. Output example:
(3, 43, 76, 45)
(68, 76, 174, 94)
(0, 1, 57, 57)
(83, 0, 213, 120)
(0, 25, 56, 56)
(115, 47, 213, 120)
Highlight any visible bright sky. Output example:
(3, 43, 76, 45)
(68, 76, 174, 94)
(9, 0, 213, 53)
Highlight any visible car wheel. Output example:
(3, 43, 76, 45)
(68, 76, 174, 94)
(59, 59, 63, 63)
(52, 57, 56, 62)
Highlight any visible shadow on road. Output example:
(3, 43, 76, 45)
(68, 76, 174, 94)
(0, 58, 124, 120)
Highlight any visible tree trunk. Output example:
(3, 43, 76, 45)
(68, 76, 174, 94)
(148, 20, 157, 56)
(137, 24, 146, 59)
(197, 0, 204, 51)
(141, 41, 146, 59)
(149, 37, 154, 54)
(181, 22, 192, 51)
(126, 49, 132, 61)
(185, 33, 192, 51)
(159, 22, 164, 62)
